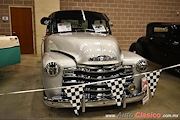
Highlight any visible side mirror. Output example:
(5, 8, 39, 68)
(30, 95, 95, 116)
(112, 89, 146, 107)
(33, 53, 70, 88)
(40, 17, 50, 25)
(109, 21, 113, 27)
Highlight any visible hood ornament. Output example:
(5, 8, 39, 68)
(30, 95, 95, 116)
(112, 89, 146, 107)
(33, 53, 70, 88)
(89, 55, 117, 61)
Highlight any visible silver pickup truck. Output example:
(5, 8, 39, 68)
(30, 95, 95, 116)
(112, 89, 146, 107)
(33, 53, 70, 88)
(41, 10, 148, 109)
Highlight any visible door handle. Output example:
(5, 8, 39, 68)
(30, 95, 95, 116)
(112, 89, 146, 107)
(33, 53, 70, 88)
(12, 31, 16, 34)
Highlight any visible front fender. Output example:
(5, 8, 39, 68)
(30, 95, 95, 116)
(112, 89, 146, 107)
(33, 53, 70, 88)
(122, 51, 147, 67)
(122, 51, 148, 93)
(42, 51, 76, 98)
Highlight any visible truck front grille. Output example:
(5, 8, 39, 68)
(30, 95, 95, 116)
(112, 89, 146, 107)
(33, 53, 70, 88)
(61, 64, 134, 101)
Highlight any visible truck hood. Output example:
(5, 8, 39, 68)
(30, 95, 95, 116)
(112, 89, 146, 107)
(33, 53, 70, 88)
(47, 32, 122, 65)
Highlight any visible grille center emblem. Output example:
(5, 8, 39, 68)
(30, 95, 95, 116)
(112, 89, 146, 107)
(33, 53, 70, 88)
(89, 55, 117, 61)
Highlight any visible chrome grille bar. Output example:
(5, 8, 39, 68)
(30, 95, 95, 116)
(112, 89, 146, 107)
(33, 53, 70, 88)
(62, 65, 134, 101)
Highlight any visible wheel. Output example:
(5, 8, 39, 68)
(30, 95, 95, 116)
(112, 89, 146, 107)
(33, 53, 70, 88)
(129, 42, 143, 56)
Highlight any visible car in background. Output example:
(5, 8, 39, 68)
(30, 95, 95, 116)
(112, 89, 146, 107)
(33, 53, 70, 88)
(41, 10, 148, 109)
(0, 35, 21, 67)
(129, 22, 180, 74)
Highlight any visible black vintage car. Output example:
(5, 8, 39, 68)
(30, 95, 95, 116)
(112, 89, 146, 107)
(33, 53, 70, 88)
(129, 22, 180, 73)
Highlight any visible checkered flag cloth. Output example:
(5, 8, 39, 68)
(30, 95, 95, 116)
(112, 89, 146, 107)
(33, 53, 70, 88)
(145, 70, 162, 97)
(106, 78, 126, 106)
(64, 85, 85, 115)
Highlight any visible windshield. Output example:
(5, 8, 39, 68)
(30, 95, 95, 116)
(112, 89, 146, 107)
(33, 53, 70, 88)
(49, 10, 110, 34)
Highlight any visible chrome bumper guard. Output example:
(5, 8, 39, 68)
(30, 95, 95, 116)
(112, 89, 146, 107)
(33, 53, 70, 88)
(43, 91, 145, 111)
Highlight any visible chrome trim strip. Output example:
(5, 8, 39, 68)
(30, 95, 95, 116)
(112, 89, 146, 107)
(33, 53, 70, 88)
(63, 73, 133, 81)
(64, 67, 124, 74)
(63, 65, 133, 75)
(76, 62, 123, 69)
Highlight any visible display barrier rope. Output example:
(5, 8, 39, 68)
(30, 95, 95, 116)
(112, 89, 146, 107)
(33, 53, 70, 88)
(0, 64, 179, 96)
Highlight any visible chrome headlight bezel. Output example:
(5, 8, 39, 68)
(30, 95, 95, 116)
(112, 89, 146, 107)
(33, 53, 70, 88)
(136, 60, 148, 72)
(45, 62, 60, 76)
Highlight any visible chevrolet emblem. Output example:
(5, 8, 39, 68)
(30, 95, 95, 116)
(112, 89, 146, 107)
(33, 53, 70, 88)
(88, 55, 117, 61)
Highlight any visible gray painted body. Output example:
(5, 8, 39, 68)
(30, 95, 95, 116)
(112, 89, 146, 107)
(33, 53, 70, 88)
(45, 32, 122, 65)
(42, 32, 147, 100)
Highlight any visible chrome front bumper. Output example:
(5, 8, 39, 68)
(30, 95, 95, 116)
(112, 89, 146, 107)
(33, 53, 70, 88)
(43, 92, 145, 110)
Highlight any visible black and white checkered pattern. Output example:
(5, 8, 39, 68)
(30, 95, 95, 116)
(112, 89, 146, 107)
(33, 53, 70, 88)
(64, 85, 84, 115)
(106, 78, 126, 106)
(145, 70, 162, 97)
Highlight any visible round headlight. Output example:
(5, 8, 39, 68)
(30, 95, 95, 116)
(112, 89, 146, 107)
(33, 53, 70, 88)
(136, 60, 148, 72)
(45, 62, 60, 76)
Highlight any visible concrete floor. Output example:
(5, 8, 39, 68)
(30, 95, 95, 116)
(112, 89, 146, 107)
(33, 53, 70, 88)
(0, 55, 179, 120)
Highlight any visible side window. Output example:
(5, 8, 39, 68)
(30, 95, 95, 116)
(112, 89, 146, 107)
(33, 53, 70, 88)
(152, 26, 169, 45)
(46, 25, 50, 34)
(46, 20, 54, 35)
(154, 27, 168, 32)
(153, 27, 169, 38)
